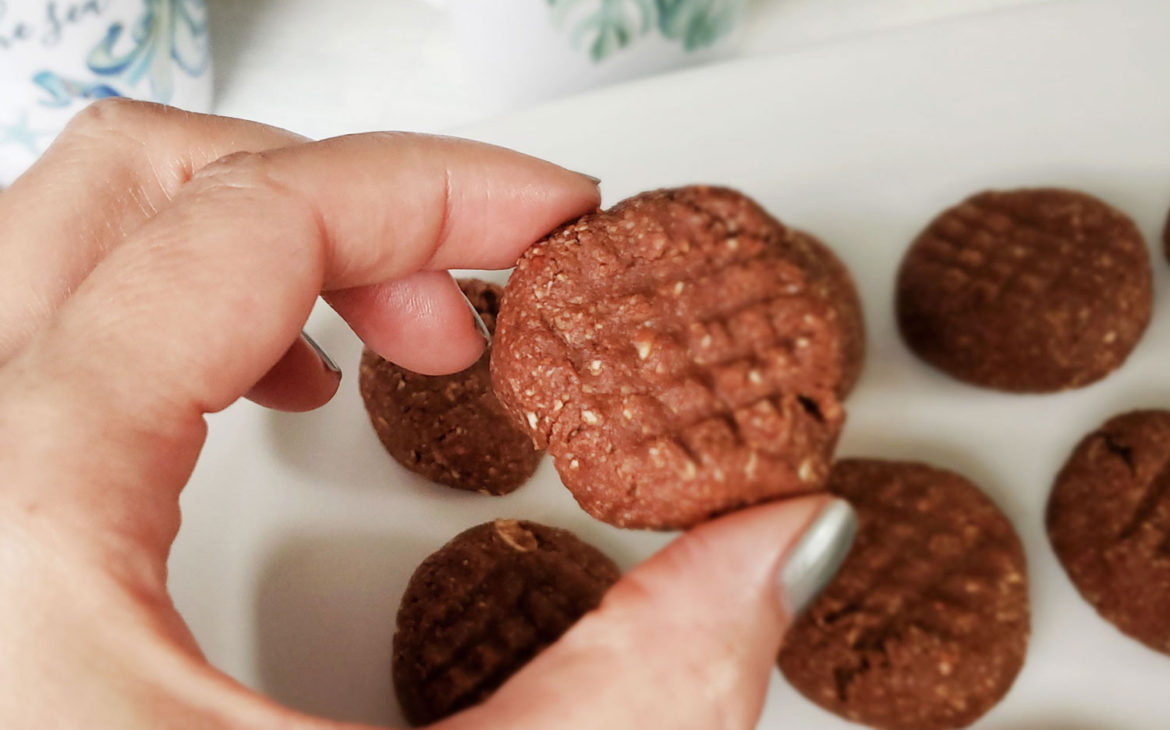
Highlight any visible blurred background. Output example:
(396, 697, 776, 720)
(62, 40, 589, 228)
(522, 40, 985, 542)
(205, 0, 1044, 137)
(2, 0, 1050, 185)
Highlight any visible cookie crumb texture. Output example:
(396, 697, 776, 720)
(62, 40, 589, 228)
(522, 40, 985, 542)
(1047, 410, 1170, 655)
(492, 186, 857, 529)
(392, 520, 620, 725)
(780, 460, 1030, 730)
(897, 188, 1151, 392)
(359, 279, 542, 495)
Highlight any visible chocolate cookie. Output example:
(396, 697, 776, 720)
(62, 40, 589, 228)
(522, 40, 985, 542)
(780, 459, 1030, 730)
(392, 519, 620, 725)
(492, 186, 851, 529)
(896, 188, 1152, 392)
(359, 279, 542, 495)
(1047, 410, 1170, 655)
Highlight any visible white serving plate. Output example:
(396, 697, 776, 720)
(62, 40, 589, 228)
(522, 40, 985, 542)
(171, 0, 1170, 727)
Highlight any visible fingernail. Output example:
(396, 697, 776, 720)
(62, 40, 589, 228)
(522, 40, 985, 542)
(462, 291, 493, 346)
(301, 331, 341, 376)
(570, 170, 602, 186)
(778, 498, 858, 617)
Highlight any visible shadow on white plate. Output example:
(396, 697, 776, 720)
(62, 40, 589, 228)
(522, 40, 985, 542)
(253, 529, 435, 727)
(262, 321, 398, 495)
(265, 399, 407, 495)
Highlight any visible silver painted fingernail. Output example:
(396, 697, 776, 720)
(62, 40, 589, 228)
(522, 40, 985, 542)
(301, 331, 341, 375)
(778, 498, 858, 617)
(462, 291, 492, 345)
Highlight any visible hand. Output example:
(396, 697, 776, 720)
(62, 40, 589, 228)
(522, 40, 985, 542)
(0, 99, 855, 730)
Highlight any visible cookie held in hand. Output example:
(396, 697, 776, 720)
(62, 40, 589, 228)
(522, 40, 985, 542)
(492, 186, 856, 529)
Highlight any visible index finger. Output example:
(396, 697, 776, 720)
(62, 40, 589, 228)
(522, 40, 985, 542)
(3, 131, 598, 554)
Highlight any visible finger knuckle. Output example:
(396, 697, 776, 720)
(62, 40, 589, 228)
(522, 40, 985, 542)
(61, 97, 169, 142)
(194, 149, 272, 185)
(185, 150, 322, 255)
(188, 150, 296, 209)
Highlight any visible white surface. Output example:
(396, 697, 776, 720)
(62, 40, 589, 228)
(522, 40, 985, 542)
(172, 0, 1170, 727)
(207, 0, 1056, 136)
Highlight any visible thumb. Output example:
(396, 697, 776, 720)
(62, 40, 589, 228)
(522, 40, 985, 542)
(439, 496, 857, 730)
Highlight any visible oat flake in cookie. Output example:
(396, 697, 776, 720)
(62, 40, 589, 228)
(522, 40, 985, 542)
(896, 188, 1152, 392)
(1047, 410, 1170, 655)
(780, 459, 1030, 730)
(392, 519, 620, 725)
(359, 279, 541, 495)
(491, 186, 852, 529)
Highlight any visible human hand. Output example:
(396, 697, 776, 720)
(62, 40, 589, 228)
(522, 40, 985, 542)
(0, 99, 856, 730)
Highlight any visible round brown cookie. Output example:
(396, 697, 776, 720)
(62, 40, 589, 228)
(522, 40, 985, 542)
(780, 459, 1030, 730)
(359, 279, 542, 495)
(492, 185, 850, 529)
(896, 188, 1152, 392)
(1047, 410, 1170, 654)
(392, 519, 620, 725)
